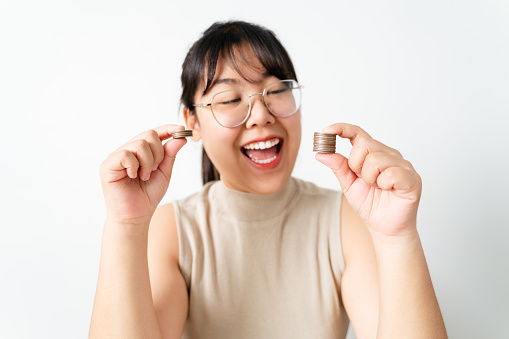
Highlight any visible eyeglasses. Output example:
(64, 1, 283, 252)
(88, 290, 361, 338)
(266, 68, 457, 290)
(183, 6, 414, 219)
(192, 79, 302, 128)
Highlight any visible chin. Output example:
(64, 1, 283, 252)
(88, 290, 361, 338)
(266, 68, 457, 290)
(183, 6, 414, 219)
(219, 148, 297, 195)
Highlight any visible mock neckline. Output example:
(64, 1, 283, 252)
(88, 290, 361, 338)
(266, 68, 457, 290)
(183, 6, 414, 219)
(210, 177, 298, 222)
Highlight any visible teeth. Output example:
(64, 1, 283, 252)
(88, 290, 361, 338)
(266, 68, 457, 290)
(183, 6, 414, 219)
(243, 138, 280, 150)
(250, 154, 278, 164)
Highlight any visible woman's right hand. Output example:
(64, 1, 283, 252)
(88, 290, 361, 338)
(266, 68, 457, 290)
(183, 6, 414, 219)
(99, 124, 187, 227)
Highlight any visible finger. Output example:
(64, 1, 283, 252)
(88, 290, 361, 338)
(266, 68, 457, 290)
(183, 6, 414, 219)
(323, 123, 402, 175)
(123, 139, 154, 181)
(123, 125, 186, 173)
(153, 124, 185, 141)
(347, 140, 369, 176)
(323, 123, 402, 155)
(129, 124, 185, 142)
(152, 125, 186, 171)
(119, 151, 140, 180)
(101, 149, 140, 184)
(323, 123, 372, 143)
(141, 130, 165, 172)
(361, 152, 414, 188)
(376, 166, 421, 194)
(157, 137, 187, 181)
(315, 152, 358, 193)
(348, 140, 403, 176)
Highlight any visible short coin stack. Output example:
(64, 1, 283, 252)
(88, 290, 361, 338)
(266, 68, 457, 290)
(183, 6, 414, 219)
(313, 132, 336, 153)
(172, 130, 193, 139)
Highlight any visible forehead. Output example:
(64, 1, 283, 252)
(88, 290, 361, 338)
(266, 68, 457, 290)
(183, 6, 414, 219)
(200, 46, 269, 95)
(214, 58, 267, 84)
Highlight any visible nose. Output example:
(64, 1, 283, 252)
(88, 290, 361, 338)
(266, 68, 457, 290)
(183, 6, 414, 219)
(245, 93, 276, 128)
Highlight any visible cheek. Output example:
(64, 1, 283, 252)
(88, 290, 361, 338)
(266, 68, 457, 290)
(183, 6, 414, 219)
(201, 127, 241, 163)
(286, 115, 302, 145)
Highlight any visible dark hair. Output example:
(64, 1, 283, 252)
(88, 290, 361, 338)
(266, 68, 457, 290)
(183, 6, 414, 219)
(180, 20, 298, 185)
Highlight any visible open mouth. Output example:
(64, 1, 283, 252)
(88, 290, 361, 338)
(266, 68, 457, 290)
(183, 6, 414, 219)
(241, 138, 282, 165)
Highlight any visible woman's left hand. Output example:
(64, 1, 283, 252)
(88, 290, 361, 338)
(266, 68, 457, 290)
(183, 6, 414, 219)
(315, 123, 422, 237)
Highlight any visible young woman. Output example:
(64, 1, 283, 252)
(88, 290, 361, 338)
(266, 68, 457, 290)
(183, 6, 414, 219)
(90, 21, 447, 339)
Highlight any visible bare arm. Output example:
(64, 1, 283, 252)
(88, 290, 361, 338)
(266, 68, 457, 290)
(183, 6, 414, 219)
(341, 197, 447, 339)
(147, 203, 188, 338)
(317, 123, 447, 338)
(89, 221, 163, 339)
(89, 125, 187, 338)
(340, 197, 379, 338)
(372, 226, 445, 338)
(89, 205, 188, 339)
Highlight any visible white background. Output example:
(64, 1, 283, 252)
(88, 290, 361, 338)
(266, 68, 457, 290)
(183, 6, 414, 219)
(1, 0, 508, 338)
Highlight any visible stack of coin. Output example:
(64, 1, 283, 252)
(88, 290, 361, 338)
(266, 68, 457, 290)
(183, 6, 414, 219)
(172, 130, 193, 139)
(313, 132, 336, 153)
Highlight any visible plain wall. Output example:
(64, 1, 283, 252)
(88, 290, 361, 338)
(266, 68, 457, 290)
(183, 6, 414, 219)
(1, 0, 508, 338)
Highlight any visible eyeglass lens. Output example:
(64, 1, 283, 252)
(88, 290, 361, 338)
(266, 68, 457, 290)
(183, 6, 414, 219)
(210, 80, 301, 128)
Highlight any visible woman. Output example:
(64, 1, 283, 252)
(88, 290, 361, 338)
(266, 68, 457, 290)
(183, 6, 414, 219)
(90, 21, 447, 338)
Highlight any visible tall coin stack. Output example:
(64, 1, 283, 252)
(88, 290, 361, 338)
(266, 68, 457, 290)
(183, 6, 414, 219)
(313, 132, 336, 153)
(172, 130, 193, 139)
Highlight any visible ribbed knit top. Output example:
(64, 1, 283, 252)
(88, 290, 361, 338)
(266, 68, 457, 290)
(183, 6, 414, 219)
(173, 177, 349, 338)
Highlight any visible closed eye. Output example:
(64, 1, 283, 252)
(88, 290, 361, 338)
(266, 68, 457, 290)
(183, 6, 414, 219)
(267, 88, 289, 95)
(218, 97, 242, 105)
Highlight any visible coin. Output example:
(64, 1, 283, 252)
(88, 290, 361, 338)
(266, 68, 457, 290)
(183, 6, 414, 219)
(313, 132, 336, 153)
(172, 130, 193, 139)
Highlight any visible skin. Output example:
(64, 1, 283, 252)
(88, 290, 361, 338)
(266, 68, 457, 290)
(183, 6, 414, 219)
(90, 57, 447, 338)
(184, 56, 302, 195)
(316, 125, 447, 338)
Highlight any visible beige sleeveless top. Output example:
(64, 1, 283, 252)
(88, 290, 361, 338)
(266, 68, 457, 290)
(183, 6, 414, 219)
(174, 177, 349, 338)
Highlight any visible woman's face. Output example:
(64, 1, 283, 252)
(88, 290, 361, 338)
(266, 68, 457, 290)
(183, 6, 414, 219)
(186, 56, 302, 195)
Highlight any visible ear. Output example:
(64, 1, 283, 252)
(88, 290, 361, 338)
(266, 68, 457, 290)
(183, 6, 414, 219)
(183, 107, 202, 141)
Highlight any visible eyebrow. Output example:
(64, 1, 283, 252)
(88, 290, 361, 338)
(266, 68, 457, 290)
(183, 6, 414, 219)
(210, 78, 240, 88)
(207, 74, 270, 93)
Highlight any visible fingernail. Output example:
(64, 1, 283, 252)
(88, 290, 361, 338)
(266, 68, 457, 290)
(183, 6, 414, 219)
(144, 173, 151, 181)
(322, 126, 335, 133)
(152, 164, 158, 171)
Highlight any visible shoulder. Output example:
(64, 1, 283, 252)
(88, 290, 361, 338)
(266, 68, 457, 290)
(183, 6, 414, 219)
(150, 181, 217, 259)
(290, 177, 341, 212)
(172, 180, 217, 211)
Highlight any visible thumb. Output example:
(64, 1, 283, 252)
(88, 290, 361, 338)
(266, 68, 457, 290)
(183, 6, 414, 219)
(158, 134, 187, 181)
(315, 152, 357, 192)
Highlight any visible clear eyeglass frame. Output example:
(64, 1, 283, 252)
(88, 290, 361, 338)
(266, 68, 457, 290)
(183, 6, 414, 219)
(192, 79, 303, 128)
